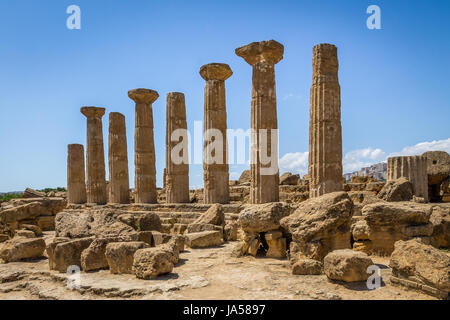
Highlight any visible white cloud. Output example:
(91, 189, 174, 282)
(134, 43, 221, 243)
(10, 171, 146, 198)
(343, 148, 386, 173)
(388, 138, 450, 157)
(279, 152, 309, 176)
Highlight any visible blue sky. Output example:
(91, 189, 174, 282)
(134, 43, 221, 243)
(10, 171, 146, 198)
(0, 0, 449, 192)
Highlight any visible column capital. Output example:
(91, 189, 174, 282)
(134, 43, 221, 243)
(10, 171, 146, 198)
(235, 40, 284, 66)
(128, 88, 159, 104)
(200, 63, 233, 81)
(81, 106, 106, 118)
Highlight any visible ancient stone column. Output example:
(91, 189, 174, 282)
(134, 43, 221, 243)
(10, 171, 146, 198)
(235, 40, 283, 204)
(200, 63, 233, 204)
(387, 156, 429, 202)
(128, 89, 159, 204)
(308, 43, 343, 198)
(165, 92, 190, 203)
(67, 144, 87, 204)
(108, 112, 130, 204)
(81, 107, 107, 204)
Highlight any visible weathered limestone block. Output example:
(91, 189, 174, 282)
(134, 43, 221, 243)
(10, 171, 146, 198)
(429, 205, 450, 248)
(81, 107, 107, 204)
(15, 230, 36, 238)
(281, 192, 353, 261)
(292, 259, 323, 275)
(377, 177, 413, 202)
(67, 144, 87, 204)
(165, 92, 190, 203)
(46, 237, 70, 270)
(0, 237, 46, 262)
(324, 249, 374, 282)
(186, 223, 222, 234)
(224, 221, 238, 241)
(387, 156, 428, 202)
(19, 224, 42, 237)
(22, 188, 45, 198)
(108, 112, 130, 204)
(351, 176, 374, 184)
(423, 151, 450, 202)
(238, 170, 251, 185)
(137, 213, 162, 232)
(235, 40, 283, 204)
(238, 202, 292, 233)
(192, 204, 225, 226)
(308, 44, 343, 198)
(353, 202, 433, 255)
(105, 241, 150, 274)
(265, 231, 286, 258)
(200, 63, 232, 204)
(133, 247, 174, 279)
(279, 172, 300, 186)
(53, 237, 94, 272)
(186, 230, 223, 248)
(389, 239, 449, 299)
(128, 89, 159, 204)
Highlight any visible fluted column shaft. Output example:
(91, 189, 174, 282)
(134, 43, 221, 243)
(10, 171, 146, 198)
(200, 63, 232, 204)
(166, 92, 190, 203)
(308, 44, 343, 198)
(235, 40, 283, 204)
(128, 89, 159, 204)
(81, 107, 107, 204)
(67, 144, 87, 204)
(108, 112, 129, 204)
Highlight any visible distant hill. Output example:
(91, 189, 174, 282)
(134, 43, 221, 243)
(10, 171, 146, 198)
(344, 162, 387, 182)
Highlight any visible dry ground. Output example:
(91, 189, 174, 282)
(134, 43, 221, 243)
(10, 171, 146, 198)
(0, 232, 434, 300)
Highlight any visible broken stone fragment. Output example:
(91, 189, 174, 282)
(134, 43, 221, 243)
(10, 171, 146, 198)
(0, 237, 46, 262)
(133, 247, 174, 280)
(105, 241, 150, 274)
(323, 249, 373, 282)
(186, 231, 223, 248)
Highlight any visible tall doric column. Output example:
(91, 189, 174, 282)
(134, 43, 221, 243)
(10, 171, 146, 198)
(81, 107, 107, 204)
(108, 112, 130, 204)
(308, 43, 343, 198)
(67, 144, 87, 204)
(165, 92, 190, 203)
(128, 89, 159, 204)
(387, 156, 429, 202)
(200, 63, 233, 204)
(235, 40, 283, 204)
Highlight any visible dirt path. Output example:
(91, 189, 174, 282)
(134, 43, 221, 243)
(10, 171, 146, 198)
(0, 240, 434, 300)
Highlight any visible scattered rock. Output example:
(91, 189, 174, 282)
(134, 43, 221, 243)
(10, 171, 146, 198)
(193, 204, 225, 227)
(378, 177, 413, 202)
(280, 172, 300, 185)
(133, 248, 174, 279)
(265, 231, 286, 259)
(239, 202, 292, 233)
(0, 237, 46, 262)
(389, 239, 450, 299)
(324, 249, 373, 282)
(281, 192, 353, 261)
(15, 230, 36, 238)
(137, 213, 162, 232)
(353, 202, 433, 255)
(105, 241, 150, 274)
(53, 237, 94, 272)
(292, 259, 323, 275)
(238, 170, 251, 185)
(186, 231, 223, 248)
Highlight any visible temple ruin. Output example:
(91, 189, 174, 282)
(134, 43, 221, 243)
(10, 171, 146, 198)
(1, 40, 449, 301)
